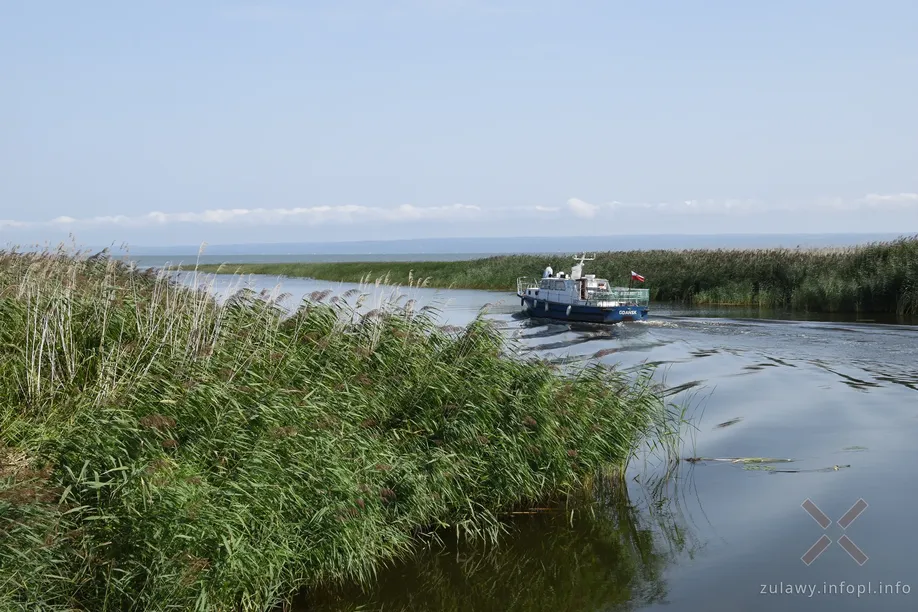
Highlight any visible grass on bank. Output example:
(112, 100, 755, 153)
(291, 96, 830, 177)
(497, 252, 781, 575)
(0, 248, 678, 612)
(196, 235, 918, 315)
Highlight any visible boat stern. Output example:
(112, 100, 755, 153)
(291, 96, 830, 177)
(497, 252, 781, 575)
(607, 306, 650, 323)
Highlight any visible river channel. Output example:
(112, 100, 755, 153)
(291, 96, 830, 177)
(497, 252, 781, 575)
(194, 272, 918, 611)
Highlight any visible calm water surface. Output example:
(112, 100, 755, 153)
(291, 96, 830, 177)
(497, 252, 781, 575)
(193, 272, 918, 611)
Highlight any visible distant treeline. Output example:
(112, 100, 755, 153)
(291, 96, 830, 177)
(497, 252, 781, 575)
(195, 236, 918, 315)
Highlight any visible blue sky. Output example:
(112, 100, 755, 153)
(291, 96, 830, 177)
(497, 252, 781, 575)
(2, 0, 917, 247)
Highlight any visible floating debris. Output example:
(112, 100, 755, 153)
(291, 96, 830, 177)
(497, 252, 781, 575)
(683, 456, 852, 474)
(684, 457, 794, 464)
(714, 417, 743, 429)
(770, 464, 851, 474)
(663, 380, 704, 397)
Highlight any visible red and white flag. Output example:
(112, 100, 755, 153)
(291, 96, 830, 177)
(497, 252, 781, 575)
(631, 271, 645, 283)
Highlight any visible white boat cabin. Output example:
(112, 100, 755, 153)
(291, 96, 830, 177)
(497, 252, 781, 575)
(518, 257, 649, 307)
(540, 274, 608, 300)
(517, 255, 650, 308)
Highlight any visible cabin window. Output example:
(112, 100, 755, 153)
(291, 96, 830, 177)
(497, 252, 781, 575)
(539, 279, 551, 290)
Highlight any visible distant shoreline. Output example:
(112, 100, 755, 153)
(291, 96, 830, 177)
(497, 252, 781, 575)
(107, 231, 913, 258)
(129, 233, 917, 267)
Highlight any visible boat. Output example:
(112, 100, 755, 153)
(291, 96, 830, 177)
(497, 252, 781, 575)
(516, 253, 650, 324)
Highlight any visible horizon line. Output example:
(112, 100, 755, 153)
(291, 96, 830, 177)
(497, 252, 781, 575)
(102, 230, 915, 250)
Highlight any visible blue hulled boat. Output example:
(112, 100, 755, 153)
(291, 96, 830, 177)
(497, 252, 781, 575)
(516, 254, 649, 324)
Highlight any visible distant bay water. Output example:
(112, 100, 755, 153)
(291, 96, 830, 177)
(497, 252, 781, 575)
(130, 252, 495, 267)
(119, 233, 911, 267)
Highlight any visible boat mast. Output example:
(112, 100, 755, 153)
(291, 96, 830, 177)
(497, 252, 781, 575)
(571, 252, 595, 280)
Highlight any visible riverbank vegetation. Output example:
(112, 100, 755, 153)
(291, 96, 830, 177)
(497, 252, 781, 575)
(303, 473, 691, 611)
(197, 236, 918, 315)
(0, 248, 675, 611)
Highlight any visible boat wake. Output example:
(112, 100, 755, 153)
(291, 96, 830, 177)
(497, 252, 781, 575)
(635, 319, 680, 329)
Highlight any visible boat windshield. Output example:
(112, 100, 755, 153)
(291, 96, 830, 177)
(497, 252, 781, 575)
(540, 279, 572, 291)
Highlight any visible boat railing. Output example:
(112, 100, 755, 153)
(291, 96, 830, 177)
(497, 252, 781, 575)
(517, 277, 540, 295)
(517, 279, 649, 307)
(589, 288, 650, 306)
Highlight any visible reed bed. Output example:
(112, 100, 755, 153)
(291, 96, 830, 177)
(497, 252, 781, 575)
(198, 235, 918, 315)
(0, 247, 676, 611)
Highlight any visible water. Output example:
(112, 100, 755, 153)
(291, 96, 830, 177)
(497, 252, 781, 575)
(194, 272, 918, 611)
(129, 252, 501, 268)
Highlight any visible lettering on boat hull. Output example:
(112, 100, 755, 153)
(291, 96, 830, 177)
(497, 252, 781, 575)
(520, 299, 649, 324)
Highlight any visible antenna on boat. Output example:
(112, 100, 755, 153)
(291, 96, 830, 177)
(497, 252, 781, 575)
(571, 252, 594, 280)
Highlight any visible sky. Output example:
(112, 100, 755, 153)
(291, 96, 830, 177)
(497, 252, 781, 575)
(2, 0, 917, 247)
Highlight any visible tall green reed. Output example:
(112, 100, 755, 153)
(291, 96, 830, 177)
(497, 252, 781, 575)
(0, 248, 678, 611)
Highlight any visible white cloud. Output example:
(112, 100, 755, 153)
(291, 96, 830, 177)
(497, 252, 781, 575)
(0, 203, 494, 231)
(864, 193, 918, 202)
(567, 197, 763, 215)
(563, 193, 917, 217)
(863, 193, 918, 207)
(0, 220, 28, 229)
(1, 193, 914, 235)
(566, 198, 601, 218)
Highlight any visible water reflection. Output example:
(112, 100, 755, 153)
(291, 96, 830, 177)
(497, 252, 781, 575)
(298, 473, 698, 612)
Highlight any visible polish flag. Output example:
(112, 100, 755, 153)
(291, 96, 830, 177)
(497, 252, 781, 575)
(631, 271, 645, 283)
